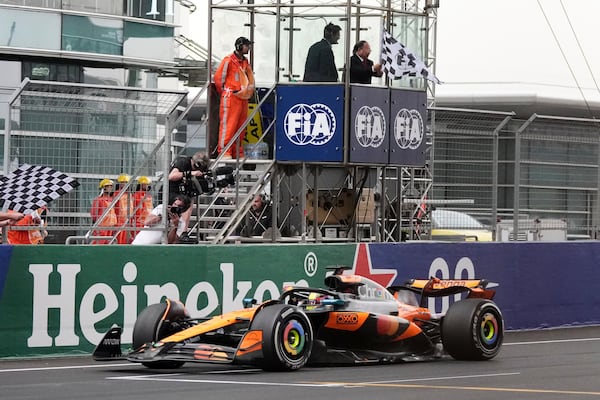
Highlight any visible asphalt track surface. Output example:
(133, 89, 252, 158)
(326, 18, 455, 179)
(1, 326, 599, 400)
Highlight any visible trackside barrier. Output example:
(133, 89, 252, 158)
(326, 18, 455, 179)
(0, 242, 598, 358)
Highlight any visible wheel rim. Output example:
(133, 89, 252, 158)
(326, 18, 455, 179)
(480, 311, 500, 348)
(282, 319, 306, 358)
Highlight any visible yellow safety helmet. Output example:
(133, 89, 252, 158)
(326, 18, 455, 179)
(117, 173, 131, 183)
(137, 176, 151, 185)
(98, 178, 114, 189)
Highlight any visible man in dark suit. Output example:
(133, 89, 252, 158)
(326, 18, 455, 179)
(303, 23, 342, 82)
(349, 40, 383, 84)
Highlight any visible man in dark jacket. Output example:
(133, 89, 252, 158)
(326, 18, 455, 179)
(349, 40, 383, 84)
(237, 194, 272, 237)
(303, 23, 342, 82)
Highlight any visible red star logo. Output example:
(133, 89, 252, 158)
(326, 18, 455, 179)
(351, 243, 397, 287)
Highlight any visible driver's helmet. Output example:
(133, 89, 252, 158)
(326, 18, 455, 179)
(304, 292, 321, 310)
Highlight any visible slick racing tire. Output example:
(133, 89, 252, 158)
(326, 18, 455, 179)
(442, 299, 504, 361)
(132, 301, 186, 369)
(250, 304, 313, 371)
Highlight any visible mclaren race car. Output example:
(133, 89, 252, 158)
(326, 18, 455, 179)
(94, 267, 503, 371)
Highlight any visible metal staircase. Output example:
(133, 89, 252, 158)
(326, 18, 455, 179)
(186, 159, 276, 244)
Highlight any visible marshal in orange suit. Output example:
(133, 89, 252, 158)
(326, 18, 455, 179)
(213, 36, 255, 159)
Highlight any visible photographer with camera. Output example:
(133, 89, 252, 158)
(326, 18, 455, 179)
(164, 151, 236, 239)
(166, 151, 210, 235)
(131, 194, 191, 245)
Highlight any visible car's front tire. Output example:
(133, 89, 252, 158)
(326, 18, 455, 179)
(132, 300, 187, 369)
(250, 304, 313, 371)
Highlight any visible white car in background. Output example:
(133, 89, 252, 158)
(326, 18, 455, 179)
(430, 209, 493, 242)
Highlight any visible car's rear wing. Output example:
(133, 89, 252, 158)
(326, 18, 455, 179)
(388, 277, 497, 307)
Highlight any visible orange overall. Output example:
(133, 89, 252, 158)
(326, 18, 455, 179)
(132, 190, 153, 237)
(115, 190, 134, 244)
(213, 52, 255, 158)
(7, 208, 47, 244)
(90, 194, 117, 244)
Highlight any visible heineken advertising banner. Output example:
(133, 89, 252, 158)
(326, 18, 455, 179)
(0, 244, 354, 357)
(1, 242, 600, 358)
(275, 84, 344, 162)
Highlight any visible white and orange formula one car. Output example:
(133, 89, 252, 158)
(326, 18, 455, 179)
(94, 266, 503, 371)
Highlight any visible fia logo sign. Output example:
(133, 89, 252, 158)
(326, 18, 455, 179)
(355, 106, 386, 148)
(394, 108, 424, 150)
(284, 103, 336, 146)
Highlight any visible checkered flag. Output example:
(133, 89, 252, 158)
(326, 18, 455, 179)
(0, 164, 79, 213)
(381, 29, 441, 84)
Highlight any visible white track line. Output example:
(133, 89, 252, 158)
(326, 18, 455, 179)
(107, 375, 345, 388)
(0, 362, 133, 373)
(105, 371, 521, 388)
(505, 337, 600, 345)
(0, 336, 598, 374)
(367, 372, 521, 384)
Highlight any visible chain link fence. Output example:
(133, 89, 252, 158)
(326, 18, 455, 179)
(4, 80, 187, 243)
(430, 108, 600, 240)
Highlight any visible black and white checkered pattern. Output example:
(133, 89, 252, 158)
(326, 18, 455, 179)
(381, 30, 441, 84)
(0, 164, 79, 213)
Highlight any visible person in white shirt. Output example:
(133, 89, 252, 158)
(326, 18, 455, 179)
(132, 194, 191, 244)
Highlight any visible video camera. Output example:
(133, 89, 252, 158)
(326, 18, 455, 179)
(182, 166, 235, 196)
(208, 166, 236, 188)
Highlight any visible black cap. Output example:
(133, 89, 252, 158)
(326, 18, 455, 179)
(235, 36, 253, 49)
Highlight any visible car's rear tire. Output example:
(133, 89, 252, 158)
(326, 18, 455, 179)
(132, 300, 186, 369)
(442, 299, 503, 360)
(250, 304, 313, 371)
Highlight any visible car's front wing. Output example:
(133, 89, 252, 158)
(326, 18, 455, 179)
(93, 324, 268, 367)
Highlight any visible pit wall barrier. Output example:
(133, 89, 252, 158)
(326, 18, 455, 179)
(0, 242, 598, 358)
